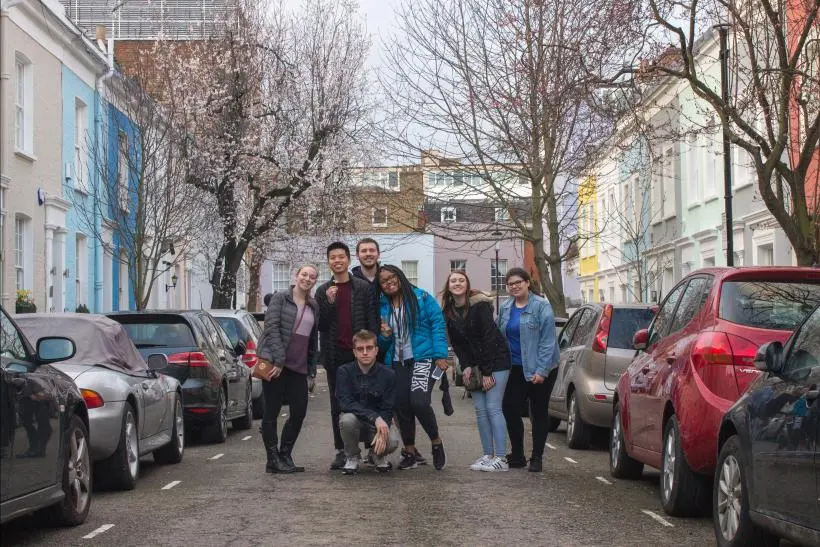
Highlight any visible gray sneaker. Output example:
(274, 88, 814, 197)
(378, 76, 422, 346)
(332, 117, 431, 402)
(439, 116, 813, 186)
(342, 455, 361, 475)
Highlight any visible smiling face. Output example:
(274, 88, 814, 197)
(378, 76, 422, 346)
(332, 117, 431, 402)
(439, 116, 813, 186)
(506, 275, 529, 299)
(378, 270, 401, 297)
(328, 248, 350, 275)
(448, 272, 469, 298)
(294, 266, 318, 292)
(356, 242, 380, 268)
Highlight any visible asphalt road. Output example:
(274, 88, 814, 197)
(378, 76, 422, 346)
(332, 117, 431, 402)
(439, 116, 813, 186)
(3, 370, 719, 546)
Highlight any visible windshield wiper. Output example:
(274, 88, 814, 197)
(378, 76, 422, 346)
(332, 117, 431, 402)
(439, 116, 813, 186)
(135, 343, 168, 348)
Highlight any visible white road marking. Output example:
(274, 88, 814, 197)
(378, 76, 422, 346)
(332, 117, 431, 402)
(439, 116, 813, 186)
(161, 480, 181, 490)
(642, 510, 674, 527)
(82, 524, 115, 539)
(564, 457, 578, 464)
(546, 443, 557, 450)
(595, 476, 612, 485)
(209, 453, 225, 460)
(242, 435, 252, 441)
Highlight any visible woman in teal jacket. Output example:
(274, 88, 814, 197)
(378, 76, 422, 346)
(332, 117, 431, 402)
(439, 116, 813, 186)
(377, 264, 449, 471)
(497, 267, 560, 472)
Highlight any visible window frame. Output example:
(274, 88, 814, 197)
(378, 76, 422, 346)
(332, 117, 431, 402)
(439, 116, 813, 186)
(372, 207, 388, 227)
(669, 276, 712, 334)
(491, 259, 508, 295)
(449, 259, 466, 272)
(14, 54, 33, 154)
(781, 307, 820, 379)
(118, 131, 129, 212)
(441, 206, 456, 223)
(271, 261, 291, 292)
(74, 98, 88, 193)
(559, 309, 583, 349)
(400, 260, 419, 286)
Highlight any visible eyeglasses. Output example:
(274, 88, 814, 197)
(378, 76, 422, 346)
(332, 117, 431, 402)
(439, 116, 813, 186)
(354, 344, 376, 352)
(507, 279, 526, 288)
(379, 274, 398, 285)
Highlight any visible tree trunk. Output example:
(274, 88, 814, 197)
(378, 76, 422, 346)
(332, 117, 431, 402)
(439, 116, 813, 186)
(210, 241, 247, 309)
(246, 247, 264, 312)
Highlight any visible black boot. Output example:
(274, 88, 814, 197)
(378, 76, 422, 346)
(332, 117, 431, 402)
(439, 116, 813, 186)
(279, 442, 305, 472)
(262, 423, 296, 473)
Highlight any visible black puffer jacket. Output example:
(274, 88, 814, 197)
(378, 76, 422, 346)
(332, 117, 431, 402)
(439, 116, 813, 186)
(257, 289, 319, 375)
(446, 293, 511, 376)
(315, 274, 379, 366)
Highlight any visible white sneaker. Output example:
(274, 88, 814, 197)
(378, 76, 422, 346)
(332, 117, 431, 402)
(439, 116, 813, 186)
(470, 455, 492, 471)
(480, 457, 509, 472)
(342, 455, 361, 475)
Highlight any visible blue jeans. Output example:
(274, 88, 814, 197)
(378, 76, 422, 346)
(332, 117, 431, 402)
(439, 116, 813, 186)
(472, 370, 510, 456)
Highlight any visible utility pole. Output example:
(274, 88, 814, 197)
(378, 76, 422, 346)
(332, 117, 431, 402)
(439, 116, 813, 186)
(717, 24, 734, 266)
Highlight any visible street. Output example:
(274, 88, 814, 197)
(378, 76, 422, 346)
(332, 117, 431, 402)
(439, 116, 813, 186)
(1, 370, 717, 547)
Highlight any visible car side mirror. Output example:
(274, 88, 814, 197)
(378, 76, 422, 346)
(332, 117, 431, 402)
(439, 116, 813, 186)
(233, 341, 246, 356)
(146, 353, 169, 371)
(36, 337, 76, 363)
(754, 341, 783, 373)
(632, 329, 650, 351)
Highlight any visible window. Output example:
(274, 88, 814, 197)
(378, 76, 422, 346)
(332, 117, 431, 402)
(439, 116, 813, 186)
(450, 259, 466, 272)
(271, 262, 290, 292)
(621, 284, 628, 303)
(609, 285, 615, 302)
(703, 255, 716, 267)
(609, 308, 655, 349)
(588, 289, 594, 304)
(599, 289, 605, 302)
(756, 243, 774, 266)
(494, 207, 509, 221)
(662, 148, 675, 218)
(14, 215, 30, 290)
(651, 156, 663, 221)
(571, 309, 599, 346)
(388, 171, 398, 189)
(687, 134, 700, 203)
(119, 251, 129, 310)
(401, 260, 419, 285)
(1, 310, 27, 360)
(650, 283, 685, 344)
(76, 234, 88, 306)
(491, 259, 508, 295)
(372, 207, 388, 227)
(118, 132, 129, 211)
(719, 281, 820, 331)
(14, 54, 32, 153)
(360, 171, 399, 190)
(75, 99, 88, 192)
(670, 277, 711, 333)
(783, 307, 820, 379)
(441, 206, 456, 223)
(702, 133, 720, 199)
(559, 311, 582, 349)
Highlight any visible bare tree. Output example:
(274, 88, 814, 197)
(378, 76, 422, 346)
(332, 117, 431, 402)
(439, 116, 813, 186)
(639, 0, 820, 265)
(164, 0, 372, 308)
(382, 0, 642, 316)
(73, 70, 205, 310)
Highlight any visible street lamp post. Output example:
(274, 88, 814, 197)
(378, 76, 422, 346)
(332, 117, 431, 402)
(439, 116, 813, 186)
(716, 23, 734, 266)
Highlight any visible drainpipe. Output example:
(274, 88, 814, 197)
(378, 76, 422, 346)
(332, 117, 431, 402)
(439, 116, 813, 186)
(0, 1, 25, 306)
(93, 29, 115, 312)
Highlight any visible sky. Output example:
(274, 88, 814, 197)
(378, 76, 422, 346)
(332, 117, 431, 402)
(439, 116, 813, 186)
(353, 0, 400, 68)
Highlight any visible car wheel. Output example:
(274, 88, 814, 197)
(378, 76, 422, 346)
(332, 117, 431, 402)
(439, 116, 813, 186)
(96, 402, 139, 491)
(232, 383, 254, 430)
(44, 414, 92, 526)
(252, 393, 264, 420)
(204, 389, 229, 443)
(661, 415, 710, 517)
(713, 435, 779, 547)
(566, 392, 591, 449)
(154, 395, 184, 464)
(609, 402, 643, 479)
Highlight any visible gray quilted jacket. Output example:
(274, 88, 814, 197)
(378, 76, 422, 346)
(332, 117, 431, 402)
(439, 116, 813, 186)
(257, 289, 319, 375)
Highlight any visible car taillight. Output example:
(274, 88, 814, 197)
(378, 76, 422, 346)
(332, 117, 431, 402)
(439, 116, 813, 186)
(167, 351, 210, 367)
(591, 304, 613, 354)
(242, 339, 257, 368)
(691, 332, 759, 400)
(81, 389, 104, 409)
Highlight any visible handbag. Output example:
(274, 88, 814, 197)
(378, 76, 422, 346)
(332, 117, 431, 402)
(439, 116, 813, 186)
(463, 366, 485, 392)
(251, 357, 277, 381)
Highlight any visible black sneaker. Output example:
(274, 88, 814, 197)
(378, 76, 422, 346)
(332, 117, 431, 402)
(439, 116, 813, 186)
(330, 450, 346, 470)
(506, 454, 527, 468)
(397, 451, 418, 470)
(528, 457, 543, 473)
(413, 449, 427, 466)
(432, 442, 446, 470)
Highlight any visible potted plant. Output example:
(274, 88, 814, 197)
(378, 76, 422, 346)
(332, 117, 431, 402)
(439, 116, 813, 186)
(76, 304, 90, 313)
(15, 290, 37, 314)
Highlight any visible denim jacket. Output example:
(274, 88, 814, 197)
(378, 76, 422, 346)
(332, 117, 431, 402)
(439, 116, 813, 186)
(497, 292, 560, 381)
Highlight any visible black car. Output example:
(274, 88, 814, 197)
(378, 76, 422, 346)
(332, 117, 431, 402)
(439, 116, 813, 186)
(108, 311, 253, 443)
(714, 304, 820, 546)
(1, 307, 91, 525)
(208, 309, 264, 419)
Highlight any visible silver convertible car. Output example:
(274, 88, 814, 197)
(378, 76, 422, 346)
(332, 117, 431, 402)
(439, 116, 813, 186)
(16, 314, 185, 491)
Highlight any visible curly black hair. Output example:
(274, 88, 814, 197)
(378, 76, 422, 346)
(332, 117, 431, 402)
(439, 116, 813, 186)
(377, 264, 419, 334)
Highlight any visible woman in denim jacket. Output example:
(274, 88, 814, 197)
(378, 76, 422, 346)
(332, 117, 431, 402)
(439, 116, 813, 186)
(497, 267, 560, 472)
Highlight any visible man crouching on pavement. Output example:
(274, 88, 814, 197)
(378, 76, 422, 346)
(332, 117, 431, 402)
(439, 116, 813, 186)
(337, 330, 400, 475)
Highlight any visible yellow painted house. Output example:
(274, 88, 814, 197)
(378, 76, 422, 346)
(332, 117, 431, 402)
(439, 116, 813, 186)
(578, 176, 599, 303)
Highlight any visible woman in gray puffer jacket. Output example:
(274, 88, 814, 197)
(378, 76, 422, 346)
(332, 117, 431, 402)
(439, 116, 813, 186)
(257, 264, 319, 473)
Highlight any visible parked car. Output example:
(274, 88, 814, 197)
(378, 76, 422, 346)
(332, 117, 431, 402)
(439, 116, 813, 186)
(610, 267, 820, 517)
(108, 310, 253, 443)
(1, 307, 90, 526)
(549, 303, 655, 448)
(208, 309, 264, 419)
(251, 312, 265, 327)
(713, 304, 819, 546)
(16, 314, 184, 491)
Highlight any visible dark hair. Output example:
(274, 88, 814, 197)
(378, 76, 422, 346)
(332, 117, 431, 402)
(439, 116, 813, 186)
(441, 270, 472, 320)
(326, 241, 350, 259)
(356, 238, 380, 254)
(352, 329, 377, 346)
(263, 293, 274, 307)
(505, 267, 531, 284)
(377, 264, 419, 334)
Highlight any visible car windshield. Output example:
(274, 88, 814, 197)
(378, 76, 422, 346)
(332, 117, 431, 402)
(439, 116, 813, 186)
(719, 280, 820, 331)
(608, 308, 655, 349)
(119, 322, 196, 348)
(215, 317, 243, 346)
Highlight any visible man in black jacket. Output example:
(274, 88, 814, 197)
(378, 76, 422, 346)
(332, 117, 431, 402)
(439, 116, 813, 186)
(316, 242, 380, 469)
(337, 330, 400, 474)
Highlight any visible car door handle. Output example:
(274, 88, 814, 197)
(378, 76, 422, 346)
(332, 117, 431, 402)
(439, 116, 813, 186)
(665, 352, 677, 364)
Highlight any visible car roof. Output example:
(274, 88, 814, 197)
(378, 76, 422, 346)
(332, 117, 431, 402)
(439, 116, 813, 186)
(206, 309, 250, 318)
(692, 266, 820, 281)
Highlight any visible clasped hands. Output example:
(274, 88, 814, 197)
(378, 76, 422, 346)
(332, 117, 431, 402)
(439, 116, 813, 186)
(462, 367, 496, 391)
(371, 417, 390, 456)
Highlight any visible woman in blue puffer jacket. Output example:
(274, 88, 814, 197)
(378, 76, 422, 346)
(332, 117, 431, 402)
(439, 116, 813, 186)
(377, 264, 449, 471)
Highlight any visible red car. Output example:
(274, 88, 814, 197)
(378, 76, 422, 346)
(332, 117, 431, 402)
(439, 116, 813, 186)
(609, 267, 820, 517)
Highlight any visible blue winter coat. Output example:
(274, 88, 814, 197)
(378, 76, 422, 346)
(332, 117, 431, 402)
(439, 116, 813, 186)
(378, 287, 449, 366)
(497, 292, 560, 381)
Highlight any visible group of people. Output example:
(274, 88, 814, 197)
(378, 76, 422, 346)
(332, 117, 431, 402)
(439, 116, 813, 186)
(255, 238, 560, 476)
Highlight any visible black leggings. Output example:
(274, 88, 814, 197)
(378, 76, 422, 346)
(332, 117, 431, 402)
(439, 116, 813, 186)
(262, 367, 308, 449)
(394, 359, 439, 446)
(502, 366, 557, 460)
